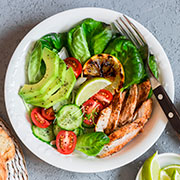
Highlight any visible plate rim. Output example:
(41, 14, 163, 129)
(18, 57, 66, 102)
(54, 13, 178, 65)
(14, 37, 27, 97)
(4, 7, 175, 173)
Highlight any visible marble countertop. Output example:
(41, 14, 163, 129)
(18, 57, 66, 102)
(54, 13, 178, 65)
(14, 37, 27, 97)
(0, 0, 180, 179)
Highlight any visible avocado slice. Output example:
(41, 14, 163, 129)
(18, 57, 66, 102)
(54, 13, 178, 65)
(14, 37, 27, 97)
(33, 68, 76, 108)
(25, 59, 66, 104)
(19, 48, 60, 99)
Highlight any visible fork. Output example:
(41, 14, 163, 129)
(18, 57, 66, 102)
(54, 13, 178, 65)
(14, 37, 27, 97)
(114, 15, 180, 134)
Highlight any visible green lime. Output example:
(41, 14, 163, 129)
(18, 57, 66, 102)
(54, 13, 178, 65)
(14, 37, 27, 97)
(159, 170, 171, 180)
(75, 77, 111, 106)
(172, 170, 180, 180)
(141, 152, 160, 180)
(162, 165, 180, 177)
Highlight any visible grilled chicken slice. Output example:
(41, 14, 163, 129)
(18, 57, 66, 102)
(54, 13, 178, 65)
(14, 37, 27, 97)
(136, 80, 151, 107)
(98, 118, 148, 158)
(134, 98, 153, 120)
(104, 91, 126, 135)
(98, 98, 153, 158)
(95, 105, 112, 132)
(117, 84, 138, 127)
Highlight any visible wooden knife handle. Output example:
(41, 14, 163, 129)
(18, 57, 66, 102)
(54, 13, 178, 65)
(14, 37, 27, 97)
(153, 85, 180, 134)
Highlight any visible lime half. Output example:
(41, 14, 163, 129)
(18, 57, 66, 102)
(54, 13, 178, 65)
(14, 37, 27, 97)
(172, 170, 180, 180)
(141, 152, 160, 180)
(75, 77, 111, 106)
(162, 165, 180, 178)
(159, 170, 171, 180)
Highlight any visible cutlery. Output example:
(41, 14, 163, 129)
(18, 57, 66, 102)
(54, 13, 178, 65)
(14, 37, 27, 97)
(114, 15, 180, 134)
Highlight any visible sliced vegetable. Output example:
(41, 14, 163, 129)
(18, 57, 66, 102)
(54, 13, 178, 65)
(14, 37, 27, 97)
(92, 89, 113, 107)
(41, 107, 55, 121)
(28, 41, 43, 84)
(64, 57, 82, 78)
(53, 121, 62, 136)
(32, 124, 55, 143)
(83, 54, 124, 92)
(56, 130, 77, 155)
(19, 48, 60, 99)
(105, 37, 145, 89)
(75, 77, 111, 106)
(82, 99, 103, 127)
(31, 107, 52, 128)
(33, 67, 76, 108)
(73, 128, 84, 136)
(75, 132, 110, 156)
(53, 98, 71, 113)
(56, 104, 83, 131)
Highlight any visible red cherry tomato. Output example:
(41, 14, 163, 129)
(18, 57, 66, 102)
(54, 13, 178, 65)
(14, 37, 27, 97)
(56, 130, 77, 155)
(64, 57, 82, 78)
(92, 89, 113, 107)
(31, 107, 52, 128)
(82, 99, 103, 127)
(41, 107, 55, 121)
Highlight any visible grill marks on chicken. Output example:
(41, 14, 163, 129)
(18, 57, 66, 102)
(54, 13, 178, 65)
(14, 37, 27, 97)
(117, 84, 138, 127)
(98, 98, 153, 158)
(136, 80, 151, 107)
(104, 91, 126, 135)
(95, 104, 112, 132)
(98, 117, 148, 158)
(95, 81, 153, 158)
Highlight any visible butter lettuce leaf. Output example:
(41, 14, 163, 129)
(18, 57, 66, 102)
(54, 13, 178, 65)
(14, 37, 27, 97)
(75, 132, 110, 156)
(67, 18, 112, 64)
(105, 36, 145, 89)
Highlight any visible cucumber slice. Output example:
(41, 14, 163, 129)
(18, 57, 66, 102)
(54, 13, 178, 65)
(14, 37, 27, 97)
(32, 124, 55, 143)
(53, 122, 62, 136)
(73, 127, 84, 136)
(56, 104, 83, 131)
(53, 97, 71, 113)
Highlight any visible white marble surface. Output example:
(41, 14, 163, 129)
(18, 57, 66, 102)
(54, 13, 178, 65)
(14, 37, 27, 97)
(0, 0, 180, 179)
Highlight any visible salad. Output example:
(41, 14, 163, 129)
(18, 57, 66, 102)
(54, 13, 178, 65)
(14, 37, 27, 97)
(19, 18, 158, 157)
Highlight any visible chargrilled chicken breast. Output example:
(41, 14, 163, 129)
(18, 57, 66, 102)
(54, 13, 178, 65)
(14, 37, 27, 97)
(134, 98, 153, 120)
(98, 118, 148, 158)
(95, 104, 112, 132)
(136, 80, 151, 107)
(98, 98, 153, 158)
(104, 91, 126, 135)
(117, 84, 138, 127)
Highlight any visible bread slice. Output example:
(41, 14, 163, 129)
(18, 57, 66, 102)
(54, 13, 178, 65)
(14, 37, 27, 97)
(0, 156, 7, 180)
(0, 127, 15, 162)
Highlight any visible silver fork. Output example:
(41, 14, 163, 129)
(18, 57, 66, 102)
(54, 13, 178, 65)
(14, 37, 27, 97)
(114, 15, 180, 134)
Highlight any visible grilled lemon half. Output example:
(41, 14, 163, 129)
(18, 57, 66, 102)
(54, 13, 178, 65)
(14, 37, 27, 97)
(83, 54, 125, 93)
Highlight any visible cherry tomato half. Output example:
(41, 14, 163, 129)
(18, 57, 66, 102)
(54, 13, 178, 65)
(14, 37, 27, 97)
(82, 98, 103, 127)
(92, 89, 113, 107)
(41, 107, 55, 121)
(64, 57, 82, 78)
(31, 107, 52, 128)
(56, 130, 77, 155)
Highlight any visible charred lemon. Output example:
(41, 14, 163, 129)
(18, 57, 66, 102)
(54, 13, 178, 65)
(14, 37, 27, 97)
(83, 54, 125, 92)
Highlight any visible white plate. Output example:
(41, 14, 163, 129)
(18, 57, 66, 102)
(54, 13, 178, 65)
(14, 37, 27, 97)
(4, 7, 174, 173)
(136, 153, 180, 179)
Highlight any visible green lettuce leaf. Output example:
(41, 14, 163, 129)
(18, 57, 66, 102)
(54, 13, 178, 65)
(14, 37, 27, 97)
(75, 132, 110, 156)
(104, 36, 145, 89)
(67, 18, 112, 64)
(67, 24, 91, 64)
(148, 55, 159, 98)
(28, 41, 43, 84)
(40, 33, 66, 52)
